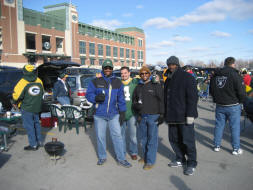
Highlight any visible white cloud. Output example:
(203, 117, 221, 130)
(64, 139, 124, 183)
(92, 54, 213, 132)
(211, 30, 231, 37)
(190, 47, 209, 52)
(249, 29, 253, 34)
(143, 0, 253, 29)
(122, 13, 133, 17)
(136, 5, 143, 9)
(172, 36, 192, 42)
(90, 19, 122, 30)
(147, 40, 175, 50)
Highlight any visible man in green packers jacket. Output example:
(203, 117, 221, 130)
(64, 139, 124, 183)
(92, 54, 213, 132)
(120, 67, 139, 160)
(12, 64, 44, 151)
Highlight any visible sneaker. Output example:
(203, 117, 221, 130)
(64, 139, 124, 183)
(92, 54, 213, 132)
(184, 167, 195, 176)
(38, 142, 44, 148)
(97, 159, 107, 165)
(232, 148, 243, 155)
(143, 164, 154, 170)
(168, 161, 183, 167)
(118, 160, 132, 168)
(24, 145, 38, 151)
(214, 146, 220, 152)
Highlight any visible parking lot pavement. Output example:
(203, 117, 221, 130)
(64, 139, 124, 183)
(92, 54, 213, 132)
(0, 100, 253, 190)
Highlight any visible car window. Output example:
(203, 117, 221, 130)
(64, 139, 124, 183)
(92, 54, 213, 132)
(66, 77, 77, 89)
(81, 76, 95, 88)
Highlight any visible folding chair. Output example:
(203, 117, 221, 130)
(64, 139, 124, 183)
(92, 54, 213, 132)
(49, 104, 64, 131)
(61, 105, 85, 134)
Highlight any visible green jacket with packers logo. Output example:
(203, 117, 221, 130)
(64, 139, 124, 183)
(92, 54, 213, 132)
(122, 77, 139, 120)
(12, 69, 44, 113)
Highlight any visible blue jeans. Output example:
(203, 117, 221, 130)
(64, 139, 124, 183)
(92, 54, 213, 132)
(94, 114, 125, 161)
(21, 109, 42, 147)
(214, 104, 241, 150)
(57, 96, 70, 105)
(121, 116, 138, 156)
(138, 114, 159, 165)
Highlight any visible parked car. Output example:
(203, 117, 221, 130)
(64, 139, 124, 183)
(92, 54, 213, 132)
(66, 74, 96, 106)
(0, 61, 80, 111)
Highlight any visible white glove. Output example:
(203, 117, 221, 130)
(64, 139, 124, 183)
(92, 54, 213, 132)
(186, 117, 194, 125)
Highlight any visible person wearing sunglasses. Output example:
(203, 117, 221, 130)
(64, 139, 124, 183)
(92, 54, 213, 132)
(132, 66, 164, 170)
(85, 59, 132, 168)
(164, 56, 198, 176)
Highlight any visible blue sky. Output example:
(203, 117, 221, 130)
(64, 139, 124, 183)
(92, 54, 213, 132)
(23, 0, 253, 65)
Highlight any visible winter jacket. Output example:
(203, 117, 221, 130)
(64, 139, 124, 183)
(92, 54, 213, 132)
(86, 72, 126, 118)
(122, 78, 138, 120)
(243, 74, 251, 86)
(132, 79, 164, 115)
(12, 71, 44, 113)
(210, 66, 246, 105)
(53, 79, 70, 100)
(164, 67, 198, 123)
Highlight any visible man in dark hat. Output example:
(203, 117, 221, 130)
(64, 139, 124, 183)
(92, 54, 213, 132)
(53, 71, 71, 105)
(86, 59, 132, 168)
(12, 64, 44, 150)
(164, 56, 198, 175)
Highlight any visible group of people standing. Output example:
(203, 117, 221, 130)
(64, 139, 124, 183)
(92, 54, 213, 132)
(11, 55, 246, 177)
(86, 56, 199, 175)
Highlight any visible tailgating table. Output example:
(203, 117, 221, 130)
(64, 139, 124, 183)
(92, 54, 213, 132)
(0, 113, 22, 151)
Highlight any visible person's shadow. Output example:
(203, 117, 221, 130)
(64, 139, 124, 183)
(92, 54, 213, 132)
(170, 175, 192, 190)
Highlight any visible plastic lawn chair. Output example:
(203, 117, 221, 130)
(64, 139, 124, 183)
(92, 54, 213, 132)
(61, 105, 85, 134)
(49, 104, 64, 131)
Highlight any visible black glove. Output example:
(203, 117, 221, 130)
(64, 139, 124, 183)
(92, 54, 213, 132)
(119, 112, 125, 126)
(156, 114, 164, 126)
(95, 93, 105, 103)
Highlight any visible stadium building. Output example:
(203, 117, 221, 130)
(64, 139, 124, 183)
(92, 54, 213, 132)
(0, 0, 145, 68)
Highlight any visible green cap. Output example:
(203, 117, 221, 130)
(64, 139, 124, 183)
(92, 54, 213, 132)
(102, 59, 113, 69)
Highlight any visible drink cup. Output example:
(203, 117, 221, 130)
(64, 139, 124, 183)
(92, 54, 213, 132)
(6, 111, 11, 118)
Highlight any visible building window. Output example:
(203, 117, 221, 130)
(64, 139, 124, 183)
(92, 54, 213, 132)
(56, 37, 63, 53)
(131, 50, 135, 59)
(98, 44, 103, 56)
(26, 33, 36, 50)
(126, 49, 130, 58)
(121, 61, 124, 66)
(42, 35, 51, 51)
(106, 45, 111, 57)
(132, 61, 135, 67)
(89, 42, 95, 55)
(138, 50, 143, 60)
(120, 48, 124, 58)
(79, 41, 86, 54)
(80, 57, 86, 65)
(90, 58, 95, 65)
(99, 59, 103, 65)
(138, 39, 143, 47)
(113, 47, 118, 57)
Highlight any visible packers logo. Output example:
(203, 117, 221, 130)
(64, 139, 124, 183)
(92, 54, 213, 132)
(28, 85, 41, 96)
(216, 76, 227, 88)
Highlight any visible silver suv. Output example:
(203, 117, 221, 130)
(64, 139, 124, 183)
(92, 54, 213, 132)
(66, 74, 97, 106)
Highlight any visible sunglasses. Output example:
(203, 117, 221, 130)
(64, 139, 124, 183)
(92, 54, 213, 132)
(140, 72, 150, 76)
(103, 66, 113, 70)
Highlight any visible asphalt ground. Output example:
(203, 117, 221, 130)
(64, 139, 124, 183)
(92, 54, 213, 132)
(0, 100, 253, 190)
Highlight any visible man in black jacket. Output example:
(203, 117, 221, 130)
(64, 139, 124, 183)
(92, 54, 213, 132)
(210, 57, 246, 155)
(164, 56, 198, 176)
